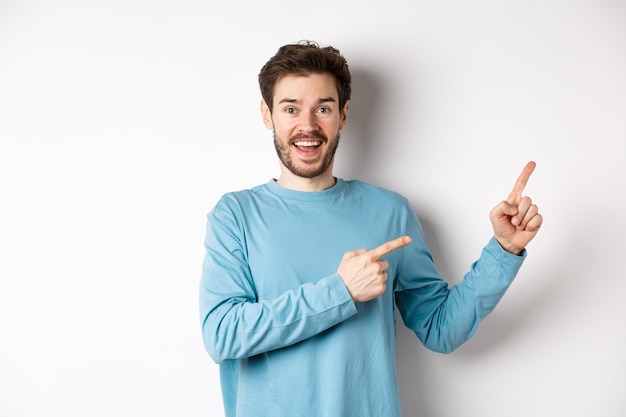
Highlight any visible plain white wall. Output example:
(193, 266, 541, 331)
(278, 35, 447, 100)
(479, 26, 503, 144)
(1, 1, 624, 416)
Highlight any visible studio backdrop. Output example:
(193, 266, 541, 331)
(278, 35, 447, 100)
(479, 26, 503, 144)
(1, 1, 625, 416)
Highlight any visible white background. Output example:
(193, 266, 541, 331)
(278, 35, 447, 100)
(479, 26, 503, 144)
(1, 1, 625, 416)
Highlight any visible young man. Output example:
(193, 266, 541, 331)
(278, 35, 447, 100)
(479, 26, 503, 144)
(199, 41, 542, 417)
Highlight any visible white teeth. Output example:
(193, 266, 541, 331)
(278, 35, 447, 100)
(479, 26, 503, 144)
(294, 141, 320, 147)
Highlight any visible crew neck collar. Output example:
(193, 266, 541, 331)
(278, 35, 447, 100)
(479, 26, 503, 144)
(266, 178, 345, 201)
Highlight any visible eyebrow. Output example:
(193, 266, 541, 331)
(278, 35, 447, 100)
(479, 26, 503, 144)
(278, 97, 337, 105)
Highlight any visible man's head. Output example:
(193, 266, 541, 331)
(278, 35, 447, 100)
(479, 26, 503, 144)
(258, 41, 352, 189)
(258, 41, 352, 114)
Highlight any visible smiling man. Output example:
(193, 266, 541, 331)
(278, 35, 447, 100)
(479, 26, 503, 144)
(199, 41, 542, 417)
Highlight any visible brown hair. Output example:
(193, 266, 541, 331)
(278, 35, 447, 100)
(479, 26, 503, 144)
(258, 40, 352, 113)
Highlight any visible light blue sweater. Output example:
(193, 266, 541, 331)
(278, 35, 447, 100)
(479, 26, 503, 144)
(200, 178, 525, 417)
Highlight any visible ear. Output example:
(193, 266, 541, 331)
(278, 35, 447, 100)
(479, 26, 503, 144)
(339, 100, 350, 131)
(260, 99, 274, 130)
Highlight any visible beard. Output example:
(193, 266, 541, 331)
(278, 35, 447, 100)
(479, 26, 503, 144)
(273, 131, 340, 179)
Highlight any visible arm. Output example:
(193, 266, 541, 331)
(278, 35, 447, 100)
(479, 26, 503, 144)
(396, 234, 525, 353)
(199, 199, 357, 364)
(396, 162, 542, 353)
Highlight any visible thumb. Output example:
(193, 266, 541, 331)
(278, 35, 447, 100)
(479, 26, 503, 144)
(490, 200, 517, 222)
(342, 248, 368, 260)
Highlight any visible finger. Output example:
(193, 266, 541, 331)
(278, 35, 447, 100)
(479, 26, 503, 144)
(379, 259, 389, 273)
(368, 236, 412, 259)
(524, 212, 543, 232)
(507, 161, 536, 205)
(517, 204, 539, 230)
(511, 196, 532, 227)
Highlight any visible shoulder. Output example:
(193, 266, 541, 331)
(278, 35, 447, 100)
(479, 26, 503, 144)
(209, 182, 272, 217)
(342, 179, 410, 205)
(217, 182, 270, 204)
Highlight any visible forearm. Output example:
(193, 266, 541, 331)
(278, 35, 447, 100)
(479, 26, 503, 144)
(200, 273, 356, 363)
(461, 237, 526, 315)
(397, 237, 525, 353)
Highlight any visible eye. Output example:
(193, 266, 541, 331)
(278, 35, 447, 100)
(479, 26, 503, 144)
(316, 107, 331, 114)
(285, 107, 297, 114)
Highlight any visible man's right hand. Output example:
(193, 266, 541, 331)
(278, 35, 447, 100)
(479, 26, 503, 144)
(337, 236, 412, 303)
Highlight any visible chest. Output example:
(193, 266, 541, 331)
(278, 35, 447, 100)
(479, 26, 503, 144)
(242, 201, 400, 299)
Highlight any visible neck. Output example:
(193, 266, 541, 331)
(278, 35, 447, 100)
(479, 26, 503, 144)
(276, 170, 337, 192)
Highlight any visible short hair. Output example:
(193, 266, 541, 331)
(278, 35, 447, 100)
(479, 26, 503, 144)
(258, 40, 352, 113)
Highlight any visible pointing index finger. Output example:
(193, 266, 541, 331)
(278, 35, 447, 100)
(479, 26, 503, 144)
(507, 161, 536, 205)
(369, 236, 412, 259)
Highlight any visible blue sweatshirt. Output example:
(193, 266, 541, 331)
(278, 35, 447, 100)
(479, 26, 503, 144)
(200, 178, 525, 417)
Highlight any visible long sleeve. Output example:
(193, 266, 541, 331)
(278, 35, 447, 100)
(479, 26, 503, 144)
(199, 195, 357, 364)
(395, 206, 526, 354)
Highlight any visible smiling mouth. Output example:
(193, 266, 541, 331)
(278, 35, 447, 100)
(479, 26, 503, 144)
(293, 140, 322, 148)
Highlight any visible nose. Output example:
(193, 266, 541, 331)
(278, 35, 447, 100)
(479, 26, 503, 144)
(298, 110, 319, 132)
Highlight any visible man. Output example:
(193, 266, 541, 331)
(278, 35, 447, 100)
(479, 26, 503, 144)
(199, 41, 542, 417)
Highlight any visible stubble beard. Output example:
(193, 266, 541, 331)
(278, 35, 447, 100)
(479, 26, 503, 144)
(273, 131, 340, 179)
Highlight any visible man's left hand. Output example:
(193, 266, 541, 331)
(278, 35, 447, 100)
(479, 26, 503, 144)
(490, 161, 543, 255)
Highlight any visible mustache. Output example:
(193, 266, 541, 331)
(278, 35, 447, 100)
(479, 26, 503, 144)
(289, 131, 328, 142)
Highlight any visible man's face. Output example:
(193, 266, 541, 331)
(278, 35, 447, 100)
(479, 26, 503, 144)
(262, 73, 349, 179)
